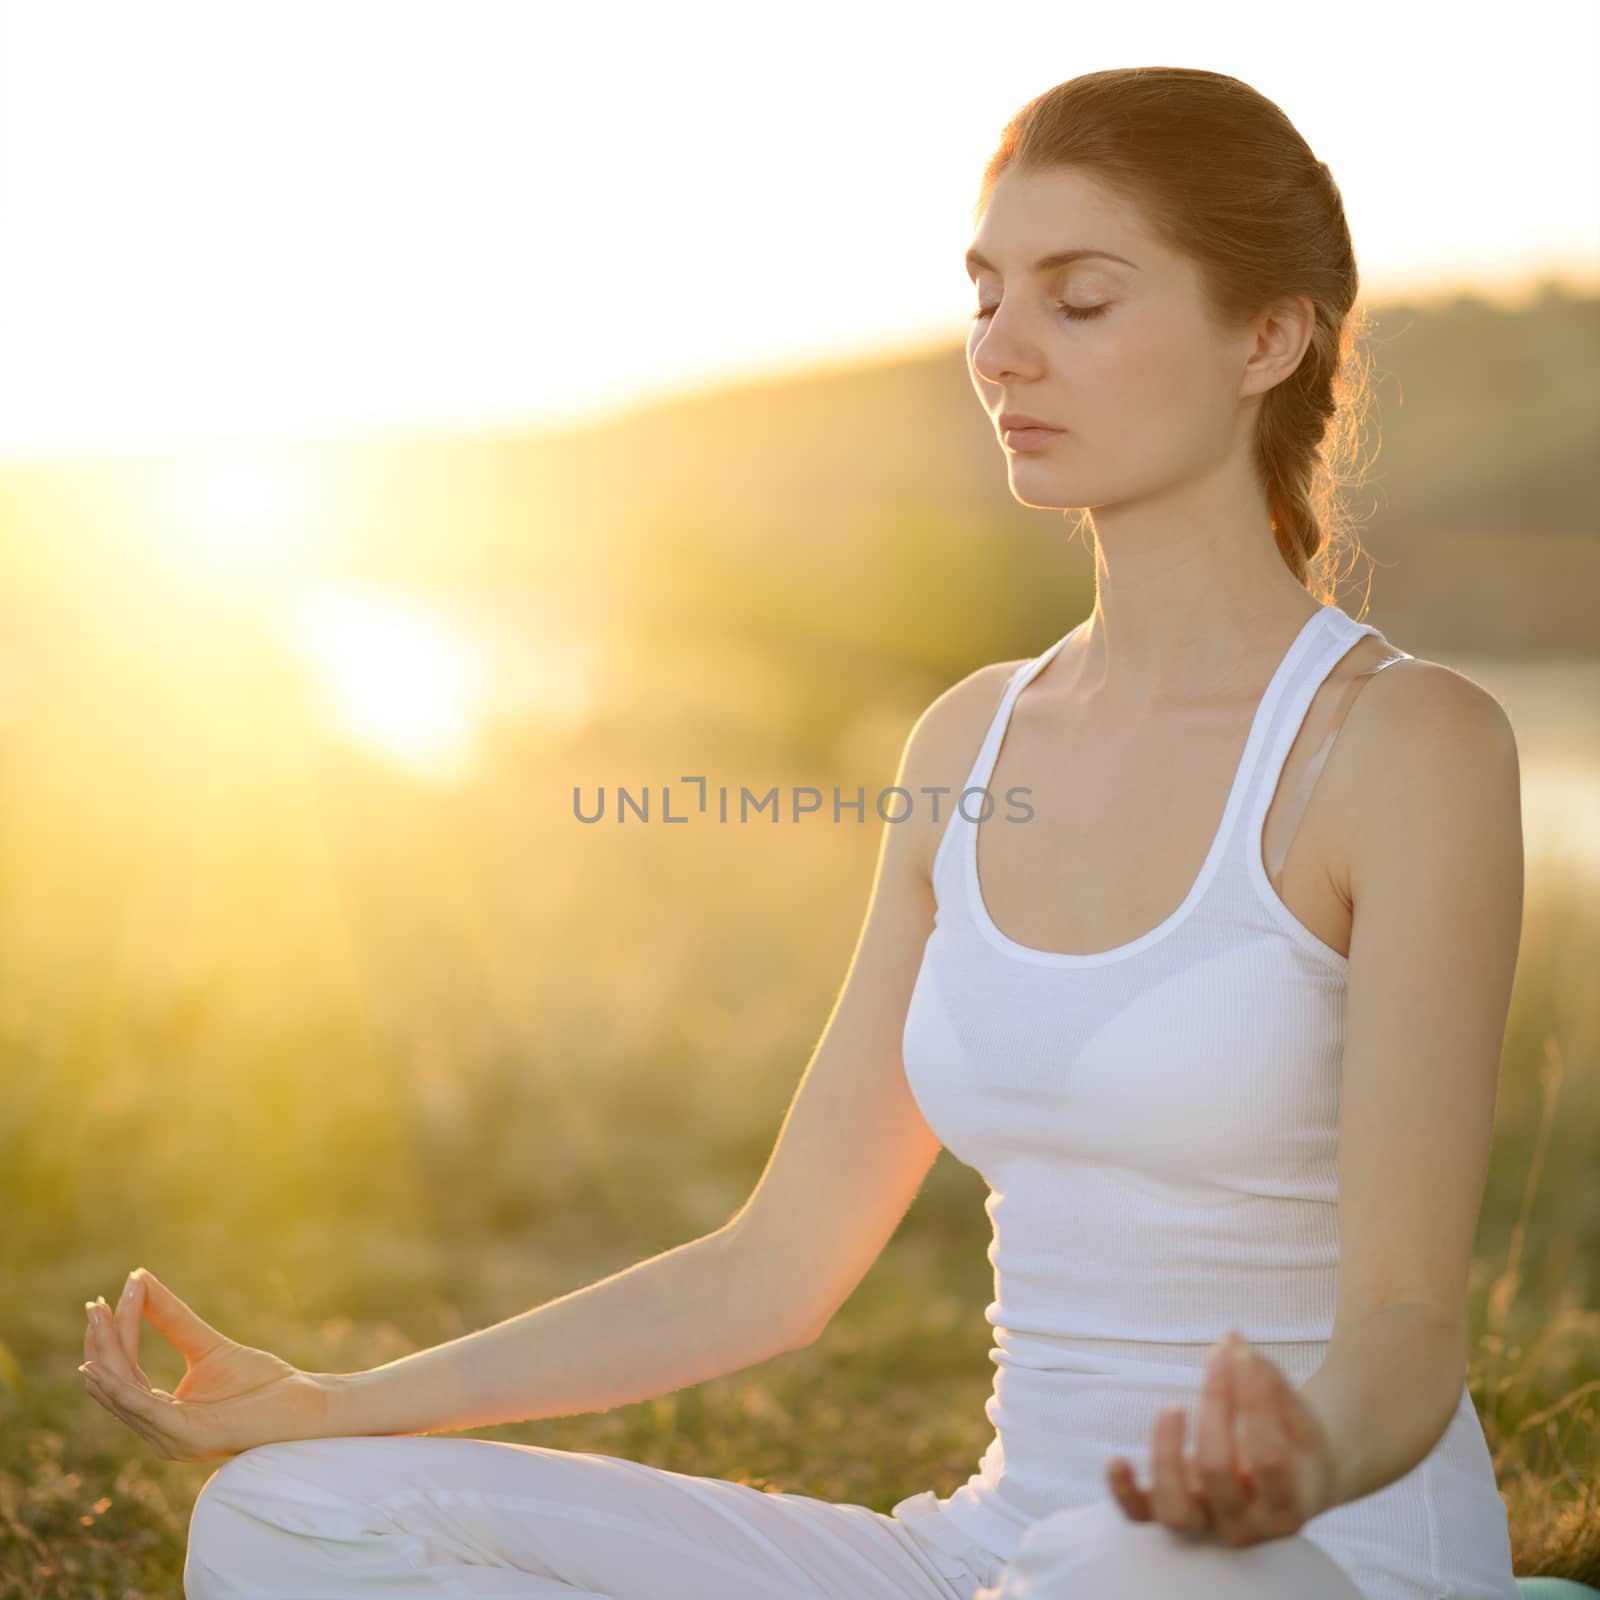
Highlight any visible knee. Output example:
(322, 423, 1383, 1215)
(975, 1497, 1361, 1600)
(183, 1454, 259, 1600)
(183, 1442, 350, 1600)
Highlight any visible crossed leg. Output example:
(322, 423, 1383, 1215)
(183, 1434, 984, 1600)
(976, 1496, 1365, 1599)
(183, 1434, 1367, 1599)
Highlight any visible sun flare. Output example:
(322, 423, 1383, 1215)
(141, 448, 334, 582)
(275, 586, 495, 783)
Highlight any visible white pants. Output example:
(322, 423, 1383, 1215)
(975, 1496, 1364, 1599)
(184, 1435, 1364, 1599)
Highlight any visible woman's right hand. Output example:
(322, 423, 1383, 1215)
(80, 1268, 330, 1462)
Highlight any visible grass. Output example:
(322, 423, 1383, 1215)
(0, 697, 1594, 1598)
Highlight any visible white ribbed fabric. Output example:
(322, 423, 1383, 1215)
(892, 603, 1520, 1600)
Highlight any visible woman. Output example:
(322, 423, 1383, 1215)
(80, 67, 1526, 1600)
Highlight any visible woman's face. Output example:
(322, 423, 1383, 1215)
(965, 164, 1257, 514)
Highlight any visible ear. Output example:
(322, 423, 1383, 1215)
(1239, 292, 1316, 400)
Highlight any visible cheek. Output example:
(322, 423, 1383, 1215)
(1095, 318, 1189, 404)
(967, 314, 1228, 458)
(1099, 321, 1232, 452)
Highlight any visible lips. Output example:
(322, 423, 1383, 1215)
(998, 411, 1062, 432)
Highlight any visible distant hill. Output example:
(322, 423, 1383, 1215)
(1, 281, 1595, 662)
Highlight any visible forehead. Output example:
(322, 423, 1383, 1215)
(966, 165, 1153, 273)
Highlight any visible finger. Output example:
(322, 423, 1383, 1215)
(1197, 1334, 1251, 1530)
(1181, 1451, 1212, 1515)
(82, 1366, 173, 1457)
(135, 1269, 229, 1363)
(1105, 1457, 1152, 1521)
(85, 1376, 167, 1454)
(1277, 1367, 1323, 1454)
(85, 1302, 129, 1378)
(113, 1272, 148, 1370)
(1149, 1406, 1204, 1532)
(85, 1302, 151, 1390)
(97, 1296, 153, 1386)
(1235, 1357, 1297, 1522)
(82, 1361, 183, 1453)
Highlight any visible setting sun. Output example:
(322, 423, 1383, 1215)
(188, 458, 310, 562)
(275, 584, 494, 783)
(126, 445, 338, 587)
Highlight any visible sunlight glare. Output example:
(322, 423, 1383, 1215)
(195, 459, 300, 560)
(147, 447, 331, 582)
(276, 586, 494, 784)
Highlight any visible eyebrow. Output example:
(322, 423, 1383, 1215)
(964, 246, 1139, 278)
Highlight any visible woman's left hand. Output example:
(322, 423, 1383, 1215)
(79, 1269, 328, 1462)
(1104, 1329, 1338, 1547)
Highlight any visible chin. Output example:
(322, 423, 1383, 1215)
(1010, 491, 1078, 512)
(1006, 471, 1080, 511)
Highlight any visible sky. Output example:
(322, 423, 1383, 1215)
(1, 0, 1596, 462)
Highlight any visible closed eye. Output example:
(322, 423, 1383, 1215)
(971, 301, 1109, 323)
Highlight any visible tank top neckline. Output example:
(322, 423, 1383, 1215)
(961, 601, 1348, 969)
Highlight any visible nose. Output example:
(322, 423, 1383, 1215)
(968, 303, 1044, 390)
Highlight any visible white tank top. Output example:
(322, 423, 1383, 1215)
(893, 602, 1522, 1599)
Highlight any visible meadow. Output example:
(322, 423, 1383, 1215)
(2, 284, 1596, 1595)
(0, 609, 1595, 1596)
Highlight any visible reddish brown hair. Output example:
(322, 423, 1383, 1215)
(977, 66, 1375, 605)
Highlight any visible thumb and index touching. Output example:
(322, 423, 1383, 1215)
(113, 1267, 228, 1368)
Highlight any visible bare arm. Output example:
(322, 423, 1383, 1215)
(77, 665, 1009, 1456)
(313, 666, 1008, 1439)
(314, 1224, 780, 1436)
(1299, 664, 1525, 1508)
(721, 662, 1016, 1342)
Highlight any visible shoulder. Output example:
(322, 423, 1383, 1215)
(1330, 649, 1522, 900)
(894, 654, 1032, 879)
(1337, 648, 1519, 783)
(906, 655, 1030, 770)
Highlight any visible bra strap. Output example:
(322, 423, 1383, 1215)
(1262, 645, 1412, 885)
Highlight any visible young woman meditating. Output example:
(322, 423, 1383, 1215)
(80, 66, 1525, 1600)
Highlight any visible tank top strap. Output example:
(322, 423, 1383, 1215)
(1260, 637, 1414, 884)
(959, 626, 1083, 798)
(933, 625, 1083, 899)
(1228, 608, 1401, 871)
